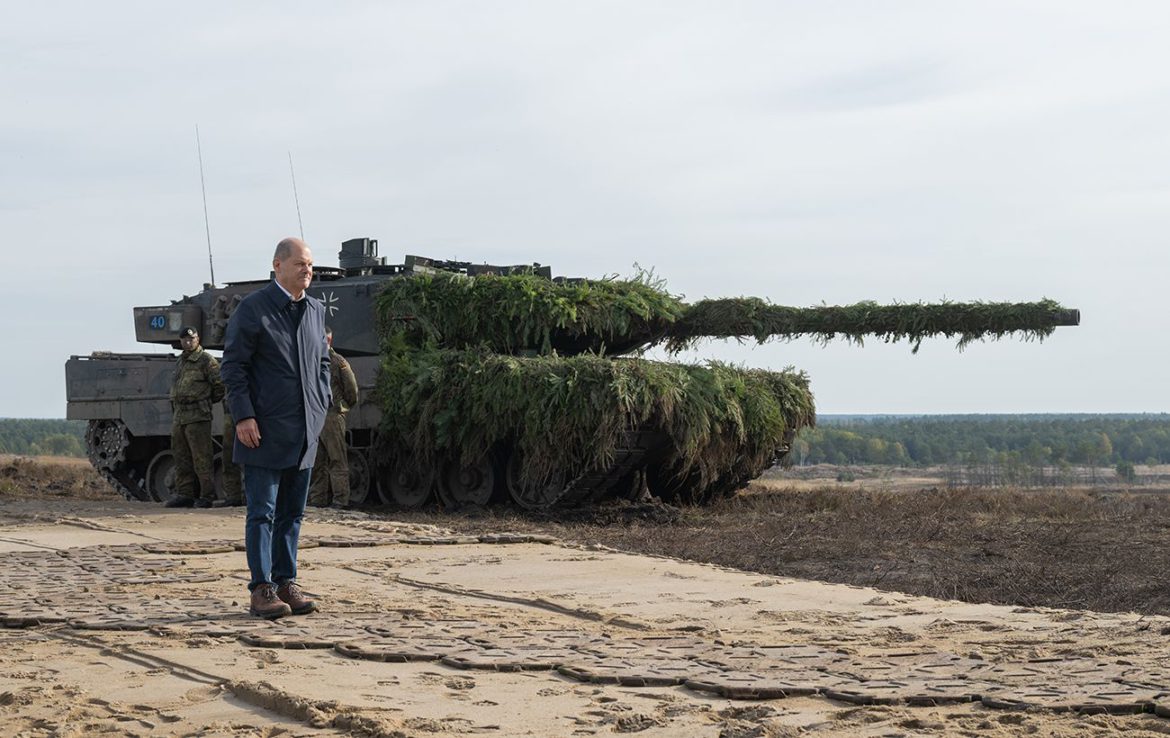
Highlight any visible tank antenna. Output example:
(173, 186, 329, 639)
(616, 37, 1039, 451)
(288, 151, 305, 240)
(195, 125, 216, 286)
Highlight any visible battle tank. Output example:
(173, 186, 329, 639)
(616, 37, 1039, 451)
(66, 236, 1079, 509)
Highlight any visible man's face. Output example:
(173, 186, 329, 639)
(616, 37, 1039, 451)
(180, 334, 200, 351)
(274, 243, 314, 295)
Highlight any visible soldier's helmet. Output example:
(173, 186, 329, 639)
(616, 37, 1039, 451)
(179, 326, 199, 339)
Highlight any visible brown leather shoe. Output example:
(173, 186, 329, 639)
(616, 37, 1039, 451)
(276, 581, 318, 615)
(250, 583, 292, 619)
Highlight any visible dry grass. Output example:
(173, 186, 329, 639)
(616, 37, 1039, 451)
(402, 484, 1170, 617)
(0, 456, 115, 500)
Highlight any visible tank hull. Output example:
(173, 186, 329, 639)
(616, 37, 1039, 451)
(66, 353, 382, 503)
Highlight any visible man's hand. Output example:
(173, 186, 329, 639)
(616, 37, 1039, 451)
(236, 418, 261, 448)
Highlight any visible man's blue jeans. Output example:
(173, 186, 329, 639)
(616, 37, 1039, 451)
(243, 464, 312, 591)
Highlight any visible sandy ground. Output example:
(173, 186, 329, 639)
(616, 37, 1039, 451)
(3, 496, 1170, 737)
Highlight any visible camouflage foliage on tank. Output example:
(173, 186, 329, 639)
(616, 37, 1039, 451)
(372, 269, 1075, 506)
(373, 269, 684, 355)
(663, 298, 1079, 353)
(376, 347, 813, 496)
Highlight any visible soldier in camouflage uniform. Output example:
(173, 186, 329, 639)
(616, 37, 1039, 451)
(166, 326, 225, 508)
(219, 406, 244, 506)
(309, 327, 360, 508)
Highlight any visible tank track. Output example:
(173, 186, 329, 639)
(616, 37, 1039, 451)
(85, 420, 150, 502)
(557, 429, 665, 507)
(95, 465, 148, 502)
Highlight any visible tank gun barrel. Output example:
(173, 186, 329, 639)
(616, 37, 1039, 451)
(661, 299, 1079, 354)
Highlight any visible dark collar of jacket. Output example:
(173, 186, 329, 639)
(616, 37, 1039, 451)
(264, 280, 314, 311)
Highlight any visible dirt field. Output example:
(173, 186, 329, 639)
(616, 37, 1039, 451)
(4, 456, 1170, 736)
(404, 468, 1170, 619)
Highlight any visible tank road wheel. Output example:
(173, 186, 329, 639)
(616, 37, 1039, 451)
(346, 449, 373, 506)
(437, 452, 501, 509)
(145, 450, 179, 504)
(505, 452, 568, 511)
(376, 461, 435, 509)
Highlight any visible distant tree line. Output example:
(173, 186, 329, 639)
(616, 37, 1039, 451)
(6, 414, 1170, 472)
(793, 414, 1170, 470)
(0, 419, 87, 457)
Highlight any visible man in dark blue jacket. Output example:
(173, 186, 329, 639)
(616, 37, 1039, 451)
(222, 237, 331, 619)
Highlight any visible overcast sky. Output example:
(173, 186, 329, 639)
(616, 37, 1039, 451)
(3, 1, 1167, 418)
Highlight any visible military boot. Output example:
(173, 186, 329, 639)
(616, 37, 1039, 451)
(250, 583, 292, 619)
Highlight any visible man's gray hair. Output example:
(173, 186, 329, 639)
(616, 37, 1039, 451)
(274, 237, 306, 261)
